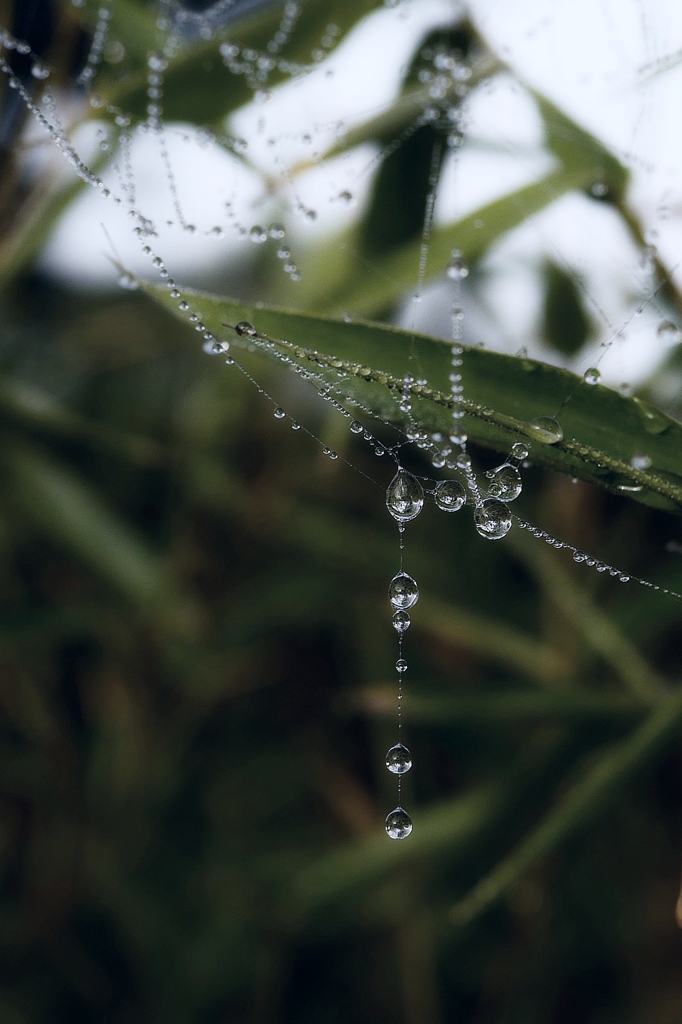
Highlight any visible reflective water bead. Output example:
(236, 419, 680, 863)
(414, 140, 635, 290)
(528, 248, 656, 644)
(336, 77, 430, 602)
(249, 224, 267, 243)
(449, 429, 467, 446)
(392, 610, 410, 633)
(389, 571, 419, 609)
(350, 420, 363, 434)
(386, 743, 412, 774)
(434, 479, 466, 512)
(447, 255, 468, 281)
(511, 441, 529, 460)
(178, 300, 189, 311)
(291, 420, 301, 430)
(385, 806, 413, 840)
(386, 469, 424, 523)
(474, 498, 512, 540)
(268, 222, 285, 238)
(527, 416, 563, 444)
(235, 321, 257, 336)
(487, 463, 522, 502)
(456, 452, 472, 471)
(630, 452, 651, 470)
(432, 454, 447, 469)
(657, 320, 682, 346)
(273, 407, 286, 419)
(583, 367, 601, 385)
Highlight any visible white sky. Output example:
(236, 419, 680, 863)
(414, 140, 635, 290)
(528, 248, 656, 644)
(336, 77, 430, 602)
(40, 0, 682, 389)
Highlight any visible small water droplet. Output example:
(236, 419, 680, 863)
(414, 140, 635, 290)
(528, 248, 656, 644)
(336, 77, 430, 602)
(338, 190, 354, 206)
(633, 397, 670, 435)
(474, 498, 512, 540)
(630, 452, 651, 470)
(273, 407, 286, 419)
(511, 442, 529, 459)
(118, 272, 138, 290)
(179, 301, 189, 311)
(487, 464, 522, 502)
(449, 429, 467, 446)
(526, 416, 563, 444)
(396, 658, 408, 673)
(235, 321, 257, 336)
(386, 469, 424, 523)
(291, 420, 301, 430)
(249, 224, 267, 243)
(350, 420, 363, 434)
(389, 572, 419, 609)
(386, 743, 412, 774)
(392, 610, 410, 633)
(434, 479, 466, 512)
(590, 180, 608, 198)
(447, 253, 468, 281)
(385, 806, 412, 840)
(583, 367, 601, 385)
(657, 320, 682, 346)
(268, 222, 285, 239)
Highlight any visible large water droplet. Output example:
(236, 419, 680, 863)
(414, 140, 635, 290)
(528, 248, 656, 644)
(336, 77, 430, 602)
(249, 224, 267, 243)
(630, 452, 652, 470)
(386, 469, 424, 523)
(386, 743, 412, 774)
(235, 321, 257, 336)
(350, 420, 363, 434)
(388, 572, 419, 609)
(633, 397, 670, 435)
(511, 442, 529, 460)
(487, 463, 522, 502)
(434, 479, 466, 512)
(526, 416, 563, 444)
(385, 806, 413, 839)
(657, 320, 682, 346)
(583, 367, 601, 385)
(474, 498, 512, 540)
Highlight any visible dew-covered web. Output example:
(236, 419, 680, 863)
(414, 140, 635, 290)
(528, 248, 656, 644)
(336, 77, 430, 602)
(4, 0, 682, 838)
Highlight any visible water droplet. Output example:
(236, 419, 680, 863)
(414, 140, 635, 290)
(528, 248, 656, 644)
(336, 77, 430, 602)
(273, 407, 286, 419)
(396, 658, 408, 674)
(630, 452, 652, 470)
(178, 301, 189, 311)
(511, 442, 529, 459)
(449, 429, 467, 446)
(118, 272, 138, 290)
(474, 498, 512, 540)
(291, 420, 301, 430)
(590, 180, 608, 198)
(338, 190, 354, 206)
(235, 321, 257, 336)
(386, 743, 412, 774)
(389, 572, 419, 610)
(268, 222, 285, 238)
(583, 367, 601, 385)
(434, 479, 466, 512)
(487, 463, 522, 502)
(350, 420, 363, 434)
(392, 610, 410, 633)
(249, 225, 267, 243)
(203, 340, 229, 355)
(657, 320, 682, 346)
(456, 452, 472, 471)
(632, 397, 670, 435)
(386, 469, 424, 523)
(31, 62, 50, 80)
(526, 416, 563, 444)
(446, 255, 468, 281)
(385, 806, 412, 840)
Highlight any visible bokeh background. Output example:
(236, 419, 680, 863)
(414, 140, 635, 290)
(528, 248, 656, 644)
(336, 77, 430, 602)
(1, 1, 682, 1022)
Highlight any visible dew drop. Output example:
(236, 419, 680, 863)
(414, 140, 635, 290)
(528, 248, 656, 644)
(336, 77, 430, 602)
(235, 321, 257, 336)
(386, 743, 412, 774)
(583, 367, 601, 385)
(474, 498, 512, 540)
(630, 452, 652, 470)
(657, 320, 682, 346)
(273, 406, 286, 419)
(487, 463, 522, 502)
(350, 420, 363, 434)
(632, 397, 670, 435)
(385, 806, 413, 840)
(338, 190, 354, 206)
(178, 301, 189, 311)
(392, 610, 410, 633)
(388, 572, 419, 609)
(386, 469, 424, 523)
(396, 658, 408, 673)
(511, 441, 529, 459)
(526, 416, 563, 444)
(249, 225, 267, 243)
(118, 272, 138, 290)
(446, 253, 468, 281)
(434, 479, 466, 512)
(449, 429, 467, 446)
(268, 222, 286, 239)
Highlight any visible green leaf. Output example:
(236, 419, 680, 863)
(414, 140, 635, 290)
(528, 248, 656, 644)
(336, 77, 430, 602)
(139, 280, 682, 513)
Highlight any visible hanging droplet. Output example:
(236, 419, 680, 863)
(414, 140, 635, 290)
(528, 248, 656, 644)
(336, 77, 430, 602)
(486, 463, 522, 502)
(385, 806, 413, 840)
(434, 479, 466, 512)
(447, 254, 469, 281)
(630, 452, 651, 470)
(388, 572, 419, 609)
(511, 442, 529, 460)
(386, 743, 412, 774)
(118, 272, 138, 290)
(249, 224, 268, 243)
(273, 407, 286, 419)
(474, 498, 512, 540)
(392, 610, 410, 633)
(268, 223, 286, 239)
(396, 658, 408, 673)
(526, 416, 563, 444)
(235, 321, 257, 336)
(386, 469, 424, 523)
(449, 429, 467, 446)
(350, 420, 363, 434)
(632, 397, 670, 435)
(657, 320, 682, 346)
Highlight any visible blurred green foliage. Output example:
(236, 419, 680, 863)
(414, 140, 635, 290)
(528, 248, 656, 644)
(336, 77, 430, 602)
(0, 2, 680, 1023)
